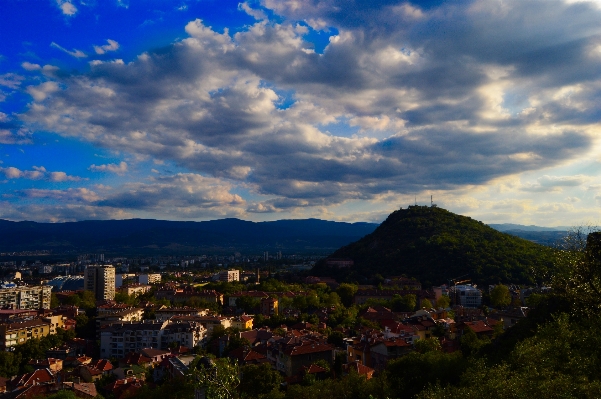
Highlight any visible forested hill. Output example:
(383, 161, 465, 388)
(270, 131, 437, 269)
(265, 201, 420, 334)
(313, 206, 555, 286)
(0, 218, 378, 255)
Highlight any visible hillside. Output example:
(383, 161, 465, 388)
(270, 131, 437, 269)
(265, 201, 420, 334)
(313, 206, 555, 286)
(0, 218, 378, 256)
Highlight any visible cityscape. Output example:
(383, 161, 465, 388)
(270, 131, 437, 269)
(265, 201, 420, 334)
(2, 0, 601, 398)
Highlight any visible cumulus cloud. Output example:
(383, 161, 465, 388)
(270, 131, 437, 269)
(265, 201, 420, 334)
(13, 0, 601, 220)
(89, 161, 128, 175)
(0, 166, 84, 181)
(96, 173, 246, 218)
(521, 174, 590, 192)
(55, 0, 77, 16)
(21, 62, 41, 71)
(93, 39, 120, 55)
(50, 42, 87, 58)
(0, 73, 24, 89)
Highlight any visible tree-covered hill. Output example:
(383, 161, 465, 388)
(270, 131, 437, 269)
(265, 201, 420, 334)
(313, 206, 555, 286)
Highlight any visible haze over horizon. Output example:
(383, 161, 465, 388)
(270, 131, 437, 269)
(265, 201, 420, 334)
(2, 0, 601, 227)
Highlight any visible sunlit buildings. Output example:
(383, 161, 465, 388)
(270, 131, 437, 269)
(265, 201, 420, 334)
(84, 265, 116, 301)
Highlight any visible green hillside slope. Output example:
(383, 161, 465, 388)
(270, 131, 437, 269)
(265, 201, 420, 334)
(314, 206, 555, 286)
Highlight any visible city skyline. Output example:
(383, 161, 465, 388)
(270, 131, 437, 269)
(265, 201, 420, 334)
(2, 0, 601, 227)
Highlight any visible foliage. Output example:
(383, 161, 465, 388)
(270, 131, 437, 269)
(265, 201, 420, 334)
(236, 296, 261, 314)
(191, 358, 240, 399)
(414, 337, 441, 353)
(436, 295, 450, 308)
(490, 284, 511, 308)
(385, 351, 468, 398)
(314, 206, 556, 285)
(336, 283, 358, 307)
(239, 363, 283, 398)
(420, 298, 433, 309)
(285, 370, 385, 399)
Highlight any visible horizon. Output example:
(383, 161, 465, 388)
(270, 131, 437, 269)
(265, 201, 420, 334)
(2, 1, 601, 226)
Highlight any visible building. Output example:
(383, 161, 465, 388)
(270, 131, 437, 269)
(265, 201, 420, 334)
(260, 297, 278, 317)
(118, 284, 151, 297)
(138, 274, 161, 285)
(99, 321, 168, 358)
(218, 270, 240, 282)
(450, 285, 482, 308)
(0, 286, 52, 310)
(84, 265, 116, 301)
(0, 318, 51, 350)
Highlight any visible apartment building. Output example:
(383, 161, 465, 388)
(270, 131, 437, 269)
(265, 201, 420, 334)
(0, 318, 51, 350)
(138, 274, 161, 285)
(218, 270, 239, 282)
(0, 286, 52, 310)
(84, 265, 116, 301)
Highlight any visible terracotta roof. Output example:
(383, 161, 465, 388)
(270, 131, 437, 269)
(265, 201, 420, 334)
(284, 342, 333, 356)
(345, 361, 374, 377)
(303, 364, 327, 374)
(90, 359, 113, 371)
(464, 320, 494, 333)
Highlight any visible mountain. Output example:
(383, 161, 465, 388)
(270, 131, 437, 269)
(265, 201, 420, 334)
(489, 223, 569, 246)
(0, 218, 379, 255)
(489, 223, 569, 232)
(312, 206, 556, 286)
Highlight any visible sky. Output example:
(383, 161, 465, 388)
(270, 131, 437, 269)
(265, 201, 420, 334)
(1, 0, 601, 226)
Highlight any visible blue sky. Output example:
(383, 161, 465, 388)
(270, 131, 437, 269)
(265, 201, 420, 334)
(2, 0, 601, 226)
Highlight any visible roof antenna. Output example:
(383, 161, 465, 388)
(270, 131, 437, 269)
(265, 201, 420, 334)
(415, 196, 417, 206)
(431, 195, 433, 207)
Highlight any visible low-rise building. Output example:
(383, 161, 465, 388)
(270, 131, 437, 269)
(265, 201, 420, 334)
(0, 318, 51, 350)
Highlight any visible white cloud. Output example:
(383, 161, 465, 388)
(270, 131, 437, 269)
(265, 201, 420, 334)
(0, 73, 24, 89)
(26, 81, 60, 102)
(55, 0, 77, 16)
(238, 2, 267, 20)
(21, 62, 41, 71)
(93, 39, 120, 55)
(89, 161, 128, 175)
(0, 166, 83, 181)
(50, 42, 87, 58)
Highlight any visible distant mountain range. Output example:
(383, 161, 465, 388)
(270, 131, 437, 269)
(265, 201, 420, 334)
(0, 218, 379, 256)
(489, 223, 569, 246)
(312, 206, 556, 286)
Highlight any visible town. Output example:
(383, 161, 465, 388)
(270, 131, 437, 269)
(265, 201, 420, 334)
(0, 252, 547, 399)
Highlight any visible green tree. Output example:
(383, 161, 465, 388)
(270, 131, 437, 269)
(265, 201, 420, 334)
(236, 296, 261, 313)
(50, 293, 60, 309)
(336, 283, 358, 307)
(239, 363, 282, 398)
(420, 298, 433, 309)
(191, 358, 240, 399)
(490, 284, 511, 308)
(414, 337, 441, 353)
(436, 295, 450, 308)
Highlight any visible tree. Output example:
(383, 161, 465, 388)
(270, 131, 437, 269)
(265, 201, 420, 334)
(239, 363, 282, 398)
(420, 298, 433, 309)
(236, 296, 261, 314)
(415, 337, 441, 353)
(490, 284, 511, 308)
(436, 295, 450, 308)
(50, 293, 59, 309)
(336, 283, 358, 307)
(191, 358, 240, 399)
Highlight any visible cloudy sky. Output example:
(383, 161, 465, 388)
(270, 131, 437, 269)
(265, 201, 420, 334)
(1, 0, 601, 226)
